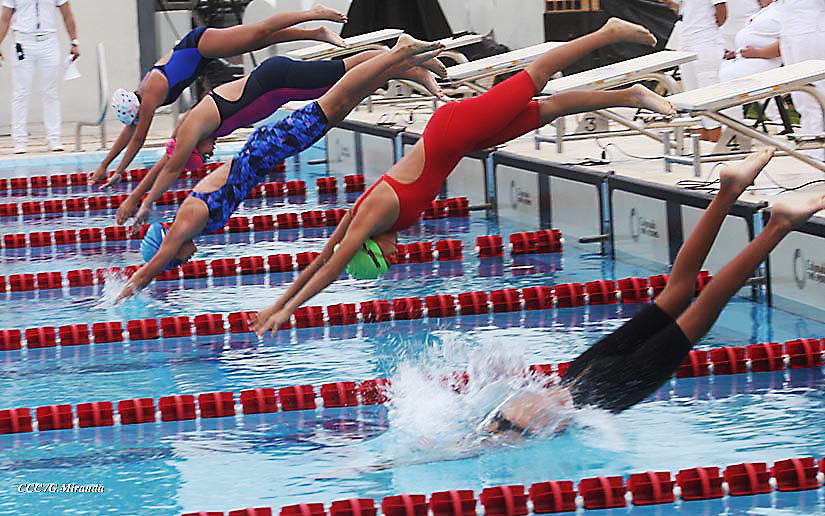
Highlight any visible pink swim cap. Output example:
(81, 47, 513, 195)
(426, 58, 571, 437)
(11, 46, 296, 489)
(165, 138, 205, 171)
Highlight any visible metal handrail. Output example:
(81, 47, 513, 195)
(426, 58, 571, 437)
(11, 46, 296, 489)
(74, 42, 109, 151)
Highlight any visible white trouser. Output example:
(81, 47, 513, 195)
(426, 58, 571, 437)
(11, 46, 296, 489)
(11, 33, 62, 145)
(679, 36, 725, 130)
(718, 56, 782, 123)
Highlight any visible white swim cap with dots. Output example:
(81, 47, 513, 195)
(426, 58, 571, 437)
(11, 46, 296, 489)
(112, 88, 140, 125)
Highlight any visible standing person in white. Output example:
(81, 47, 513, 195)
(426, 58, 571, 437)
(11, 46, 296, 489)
(721, 0, 760, 49)
(779, 0, 825, 161)
(0, 0, 79, 154)
(673, 0, 729, 141)
(719, 0, 782, 123)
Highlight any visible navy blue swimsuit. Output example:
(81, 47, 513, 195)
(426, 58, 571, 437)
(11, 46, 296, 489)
(153, 27, 213, 107)
(190, 102, 330, 234)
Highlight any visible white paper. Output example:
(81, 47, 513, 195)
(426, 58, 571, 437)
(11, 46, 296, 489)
(63, 55, 81, 81)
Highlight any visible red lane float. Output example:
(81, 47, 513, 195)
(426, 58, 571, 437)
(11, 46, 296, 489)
(240, 388, 278, 415)
(2, 173, 393, 214)
(479, 486, 528, 516)
(382, 495, 427, 516)
(578, 476, 625, 510)
(430, 490, 476, 516)
(76, 401, 115, 428)
(676, 467, 724, 500)
(772, 457, 819, 491)
(724, 463, 771, 496)
(118, 398, 156, 425)
(628, 472, 675, 505)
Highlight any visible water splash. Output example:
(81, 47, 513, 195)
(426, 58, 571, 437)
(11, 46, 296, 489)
(91, 271, 130, 310)
(377, 336, 626, 466)
(380, 338, 542, 461)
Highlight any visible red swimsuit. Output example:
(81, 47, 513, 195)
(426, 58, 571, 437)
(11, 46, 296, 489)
(354, 70, 542, 232)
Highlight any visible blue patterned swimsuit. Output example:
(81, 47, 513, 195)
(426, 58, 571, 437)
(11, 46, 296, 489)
(189, 101, 329, 234)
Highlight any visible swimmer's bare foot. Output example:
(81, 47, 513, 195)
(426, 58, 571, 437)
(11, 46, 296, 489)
(768, 195, 825, 232)
(421, 57, 447, 79)
(401, 66, 443, 99)
(720, 147, 775, 195)
(602, 18, 657, 47)
(310, 4, 347, 23)
(629, 84, 675, 116)
(393, 34, 445, 57)
(316, 26, 346, 48)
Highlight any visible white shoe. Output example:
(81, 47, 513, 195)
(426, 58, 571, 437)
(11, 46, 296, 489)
(14, 144, 26, 154)
(48, 141, 64, 152)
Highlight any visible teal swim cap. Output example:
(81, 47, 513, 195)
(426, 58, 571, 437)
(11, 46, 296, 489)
(337, 239, 389, 279)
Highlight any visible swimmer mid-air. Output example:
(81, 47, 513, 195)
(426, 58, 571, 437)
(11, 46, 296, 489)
(113, 50, 445, 227)
(115, 35, 446, 302)
(88, 4, 349, 186)
(251, 17, 676, 335)
(481, 149, 825, 437)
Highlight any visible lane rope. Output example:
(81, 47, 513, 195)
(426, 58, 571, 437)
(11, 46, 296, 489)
(178, 455, 825, 516)
(1, 335, 822, 434)
(0, 228, 559, 291)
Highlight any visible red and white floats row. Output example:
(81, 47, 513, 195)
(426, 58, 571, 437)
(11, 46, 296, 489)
(0, 197, 472, 250)
(2, 335, 823, 434)
(0, 379, 389, 434)
(0, 270, 732, 351)
(180, 456, 825, 515)
(0, 230, 562, 292)
(0, 162, 285, 191)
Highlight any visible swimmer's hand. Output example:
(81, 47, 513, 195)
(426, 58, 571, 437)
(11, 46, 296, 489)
(250, 304, 290, 336)
(130, 205, 152, 235)
(101, 170, 123, 189)
(115, 196, 139, 226)
(87, 165, 108, 185)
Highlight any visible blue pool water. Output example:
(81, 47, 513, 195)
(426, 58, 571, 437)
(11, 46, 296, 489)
(1, 144, 824, 516)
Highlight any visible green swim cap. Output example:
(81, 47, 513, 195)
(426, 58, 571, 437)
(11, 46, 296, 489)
(337, 239, 389, 279)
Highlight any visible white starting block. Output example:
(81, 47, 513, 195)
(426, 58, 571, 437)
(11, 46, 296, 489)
(667, 59, 825, 174)
(287, 28, 404, 61)
(534, 51, 697, 153)
(438, 33, 484, 63)
(443, 41, 565, 94)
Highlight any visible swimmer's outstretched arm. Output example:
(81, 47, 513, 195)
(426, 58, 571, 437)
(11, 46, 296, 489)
(252, 193, 398, 335)
(103, 93, 163, 187)
(251, 211, 360, 335)
(89, 125, 135, 185)
(128, 115, 215, 228)
(115, 155, 167, 226)
(116, 199, 206, 302)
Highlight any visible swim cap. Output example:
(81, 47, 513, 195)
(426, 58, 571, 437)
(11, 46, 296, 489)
(165, 138, 205, 171)
(112, 88, 140, 125)
(336, 239, 389, 279)
(141, 222, 183, 271)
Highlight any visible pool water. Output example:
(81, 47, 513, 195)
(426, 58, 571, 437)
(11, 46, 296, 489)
(1, 144, 824, 516)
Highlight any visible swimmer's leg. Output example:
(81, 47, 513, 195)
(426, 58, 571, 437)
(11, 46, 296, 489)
(198, 5, 347, 58)
(656, 148, 775, 318)
(677, 194, 825, 342)
(470, 85, 675, 150)
(525, 18, 657, 92)
(318, 35, 444, 125)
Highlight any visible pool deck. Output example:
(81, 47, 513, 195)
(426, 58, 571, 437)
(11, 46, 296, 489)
(1, 93, 823, 218)
(331, 96, 825, 218)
